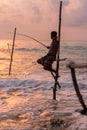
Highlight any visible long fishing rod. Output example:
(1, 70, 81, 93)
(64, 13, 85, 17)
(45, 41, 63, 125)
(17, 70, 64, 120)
(17, 33, 48, 49)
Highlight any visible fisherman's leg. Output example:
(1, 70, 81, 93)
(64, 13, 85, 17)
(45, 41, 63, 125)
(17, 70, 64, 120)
(44, 64, 56, 73)
(43, 56, 56, 72)
(44, 60, 56, 73)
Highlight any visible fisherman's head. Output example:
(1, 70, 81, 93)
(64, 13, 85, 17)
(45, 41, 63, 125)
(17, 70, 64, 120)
(51, 31, 57, 39)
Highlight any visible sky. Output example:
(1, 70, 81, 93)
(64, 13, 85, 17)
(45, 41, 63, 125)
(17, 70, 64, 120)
(0, 0, 87, 41)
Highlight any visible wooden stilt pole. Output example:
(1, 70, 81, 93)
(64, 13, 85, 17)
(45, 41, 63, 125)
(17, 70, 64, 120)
(53, 1, 62, 100)
(9, 28, 16, 75)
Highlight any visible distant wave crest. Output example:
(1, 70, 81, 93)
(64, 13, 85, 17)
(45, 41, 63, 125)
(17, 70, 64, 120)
(16, 48, 44, 52)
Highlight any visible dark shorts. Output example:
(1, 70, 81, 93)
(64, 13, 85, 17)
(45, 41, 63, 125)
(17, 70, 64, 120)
(37, 55, 55, 71)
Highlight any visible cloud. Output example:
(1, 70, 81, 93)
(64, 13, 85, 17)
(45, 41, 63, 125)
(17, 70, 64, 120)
(0, 0, 87, 40)
(1, 0, 87, 27)
(62, 0, 87, 27)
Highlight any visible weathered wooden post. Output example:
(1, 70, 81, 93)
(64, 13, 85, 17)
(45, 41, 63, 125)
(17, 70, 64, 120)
(67, 61, 87, 114)
(9, 28, 16, 75)
(53, 1, 62, 100)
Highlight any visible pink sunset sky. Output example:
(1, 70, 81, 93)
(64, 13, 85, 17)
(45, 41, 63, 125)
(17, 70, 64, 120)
(0, 0, 87, 41)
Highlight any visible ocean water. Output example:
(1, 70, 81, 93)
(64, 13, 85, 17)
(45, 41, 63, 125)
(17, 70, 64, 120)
(0, 39, 87, 130)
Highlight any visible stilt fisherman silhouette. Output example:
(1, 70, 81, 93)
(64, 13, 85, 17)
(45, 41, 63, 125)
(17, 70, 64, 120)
(37, 31, 59, 73)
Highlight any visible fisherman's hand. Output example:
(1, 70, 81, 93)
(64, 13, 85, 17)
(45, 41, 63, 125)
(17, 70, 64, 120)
(46, 46, 50, 49)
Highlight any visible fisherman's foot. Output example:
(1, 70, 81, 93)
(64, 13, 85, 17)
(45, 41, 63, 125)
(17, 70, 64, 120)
(46, 68, 56, 74)
(51, 69, 56, 73)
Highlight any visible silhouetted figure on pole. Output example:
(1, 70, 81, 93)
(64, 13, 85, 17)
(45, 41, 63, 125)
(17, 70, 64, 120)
(37, 31, 59, 73)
